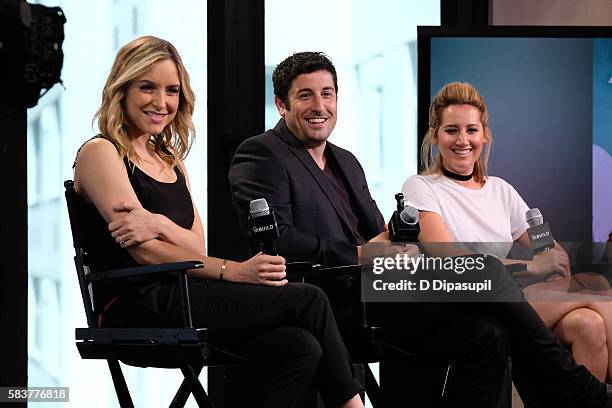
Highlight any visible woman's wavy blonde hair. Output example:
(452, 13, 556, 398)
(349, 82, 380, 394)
(420, 82, 492, 182)
(94, 36, 195, 167)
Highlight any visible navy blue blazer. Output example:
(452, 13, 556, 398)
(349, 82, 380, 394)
(229, 119, 385, 267)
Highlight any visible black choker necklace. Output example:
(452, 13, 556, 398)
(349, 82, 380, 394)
(442, 167, 474, 181)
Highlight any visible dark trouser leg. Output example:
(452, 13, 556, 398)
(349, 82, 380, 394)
(435, 313, 510, 408)
(511, 360, 550, 408)
(224, 327, 322, 408)
(447, 255, 606, 408)
(492, 300, 606, 408)
(121, 281, 362, 407)
(378, 312, 509, 408)
(367, 255, 606, 408)
(469, 256, 606, 407)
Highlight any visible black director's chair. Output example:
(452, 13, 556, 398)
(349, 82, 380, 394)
(64, 180, 246, 408)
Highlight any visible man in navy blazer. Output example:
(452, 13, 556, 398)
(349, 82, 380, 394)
(229, 52, 512, 407)
(229, 56, 386, 267)
(229, 118, 386, 266)
(228, 52, 612, 408)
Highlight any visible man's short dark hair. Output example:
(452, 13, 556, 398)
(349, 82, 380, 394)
(272, 52, 338, 109)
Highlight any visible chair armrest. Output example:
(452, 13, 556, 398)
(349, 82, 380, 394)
(287, 263, 362, 283)
(89, 261, 203, 329)
(76, 327, 207, 344)
(286, 261, 321, 282)
(89, 261, 203, 282)
(286, 261, 322, 272)
(301, 265, 367, 328)
(302, 264, 362, 281)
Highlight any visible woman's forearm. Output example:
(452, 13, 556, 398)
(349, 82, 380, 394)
(156, 214, 205, 256)
(125, 239, 247, 281)
(126, 239, 207, 274)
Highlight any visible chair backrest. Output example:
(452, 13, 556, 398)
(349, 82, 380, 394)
(64, 179, 97, 328)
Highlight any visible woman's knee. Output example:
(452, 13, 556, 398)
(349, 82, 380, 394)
(237, 326, 322, 372)
(280, 327, 323, 369)
(294, 282, 327, 297)
(291, 282, 331, 308)
(558, 308, 606, 348)
(468, 318, 510, 356)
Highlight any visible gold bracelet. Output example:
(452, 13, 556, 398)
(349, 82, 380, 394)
(219, 259, 227, 280)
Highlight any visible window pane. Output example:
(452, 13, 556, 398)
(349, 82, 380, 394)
(265, 0, 440, 220)
(27, 1, 207, 406)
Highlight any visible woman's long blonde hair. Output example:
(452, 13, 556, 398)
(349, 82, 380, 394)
(420, 82, 492, 182)
(94, 35, 195, 166)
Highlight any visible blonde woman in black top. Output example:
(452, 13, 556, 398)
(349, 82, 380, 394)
(74, 36, 363, 408)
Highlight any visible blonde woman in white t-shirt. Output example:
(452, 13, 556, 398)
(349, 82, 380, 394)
(403, 82, 612, 382)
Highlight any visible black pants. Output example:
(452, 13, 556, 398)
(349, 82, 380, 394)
(104, 280, 362, 408)
(377, 312, 510, 408)
(361, 255, 607, 408)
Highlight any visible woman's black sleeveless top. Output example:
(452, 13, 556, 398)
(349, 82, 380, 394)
(80, 146, 195, 311)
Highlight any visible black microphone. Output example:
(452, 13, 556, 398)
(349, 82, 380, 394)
(249, 198, 279, 255)
(526, 208, 555, 254)
(388, 193, 420, 242)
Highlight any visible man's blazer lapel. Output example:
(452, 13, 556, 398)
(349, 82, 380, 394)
(328, 144, 383, 239)
(273, 120, 357, 236)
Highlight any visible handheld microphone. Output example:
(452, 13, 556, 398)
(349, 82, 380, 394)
(249, 198, 279, 255)
(388, 193, 420, 242)
(525, 208, 555, 254)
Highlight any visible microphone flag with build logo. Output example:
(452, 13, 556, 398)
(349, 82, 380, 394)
(526, 208, 555, 254)
(249, 198, 279, 255)
(388, 193, 420, 242)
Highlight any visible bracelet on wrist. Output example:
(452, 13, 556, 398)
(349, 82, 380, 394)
(219, 259, 227, 280)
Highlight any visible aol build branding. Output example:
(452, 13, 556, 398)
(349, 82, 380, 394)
(252, 224, 274, 233)
(531, 231, 550, 240)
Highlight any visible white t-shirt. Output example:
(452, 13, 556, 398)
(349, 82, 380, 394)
(402, 174, 531, 259)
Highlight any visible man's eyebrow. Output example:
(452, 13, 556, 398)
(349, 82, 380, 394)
(295, 86, 335, 93)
